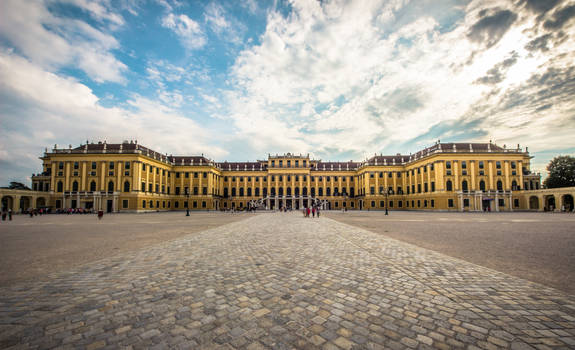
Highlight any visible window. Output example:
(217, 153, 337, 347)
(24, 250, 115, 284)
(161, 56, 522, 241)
(326, 188, 331, 196)
(512, 180, 518, 191)
(463, 199, 469, 207)
(73, 162, 79, 169)
(141, 182, 146, 192)
(480, 180, 486, 191)
(125, 161, 130, 170)
(431, 182, 435, 192)
(176, 187, 180, 195)
(431, 200, 434, 207)
(175, 201, 179, 208)
(92, 162, 97, 170)
(370, 187, 375, 195)
(430, 163, 434, 171)
(203, 172, 207, 178)
(424, 183, 428, 192)
(479, 161, 484, 169)
(122, 200, 129, 209)
(287, 160, 291, 167)
(142, 164, 146, 171)
(142, 200, 146, 208)
(108, 181, 114, 192)
(448, 199, 454, 207)
(149, 184, 153, 192)
(446, 161, 451, 169)
(462, 161, 467, 169)
(185, 172, 189, 178)
(90, 181, 97, 191)
(194, 187, 198, 195)
(462, 180, 468, 192)
(203, 187, 207, 195)
(109, 162, 114, 170)
(499, 198, 505, 207)
(496, 161, 501, 169)
(240, 188, 244, 197)
(202, 201, 206, 208)
(417, 184, 421, 193)
(124, 181, 130, 192)
(58, 162, 64, 170)
(155, 184, 159, 193)
(371, 201, 376, 207)
(388, 172, 392, 178)
(511, 161, 516, 169)
(446, 180, 453, 191)
(497, 180, 503, 191)
(379, 172, 383, 178)
(514, 199, 519, 208)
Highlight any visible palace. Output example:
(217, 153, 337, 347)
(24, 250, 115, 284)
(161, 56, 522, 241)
(4, 140, 552, 213)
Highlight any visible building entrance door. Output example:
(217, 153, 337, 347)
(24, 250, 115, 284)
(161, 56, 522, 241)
(107, 200, 113, 213)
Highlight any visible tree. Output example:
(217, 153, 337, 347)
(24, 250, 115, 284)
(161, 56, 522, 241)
(544, 156, 575, 188)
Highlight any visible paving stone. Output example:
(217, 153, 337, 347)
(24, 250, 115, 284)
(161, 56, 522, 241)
(0, 213, 574, 349)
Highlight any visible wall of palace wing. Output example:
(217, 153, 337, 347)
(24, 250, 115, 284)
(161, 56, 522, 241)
(12, 141, 572, 213)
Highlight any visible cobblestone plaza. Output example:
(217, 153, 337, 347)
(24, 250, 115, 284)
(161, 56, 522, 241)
(1, 212, 574, 349)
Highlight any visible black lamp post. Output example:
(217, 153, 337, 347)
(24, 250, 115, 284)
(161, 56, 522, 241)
(382, 189, 390, 215)
(185, 188, 190, 216)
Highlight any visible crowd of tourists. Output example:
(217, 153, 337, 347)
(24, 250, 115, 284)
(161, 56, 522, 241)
(302, 206, 320, 218)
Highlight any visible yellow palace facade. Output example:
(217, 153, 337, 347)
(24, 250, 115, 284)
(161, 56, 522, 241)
(23, 140, 543, 213)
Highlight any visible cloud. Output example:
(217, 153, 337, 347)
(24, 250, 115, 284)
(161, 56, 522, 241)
(467, 8, 518, 48)
(521, 0, 564, 14)
(474, 52, 519, 85)
(0, 52, 226, 184)
(161, 13, 206, 50)
(0, 0, 127, 83)
(543, 4, 575, 29)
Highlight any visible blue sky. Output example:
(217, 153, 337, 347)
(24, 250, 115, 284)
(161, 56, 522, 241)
(1, 0, 575, 185)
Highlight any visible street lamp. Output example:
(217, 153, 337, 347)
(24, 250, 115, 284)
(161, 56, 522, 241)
(381, 189, 391, 215)
(185, 188, 190, 216)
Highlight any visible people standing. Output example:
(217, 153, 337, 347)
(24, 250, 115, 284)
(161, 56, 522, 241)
(9, 209, 13, 221)
(306, 207, 310, 218)
(317, 207, 320, 218)
(1, 209, 6, 221)
(312, 207, 316, 218)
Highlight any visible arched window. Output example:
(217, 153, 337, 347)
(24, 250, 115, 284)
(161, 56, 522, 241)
(319, 188, 323, 196)
(279, 187, 284, 196)
(263, 188, 267, 197)
(511, 180, 518, 191)
(108, 181, 114, 192)
(255, 188, 260, 196)
(271, 187, 276, 196)
(232, 188, 236, 196)
(72, 181, 79, 192)
(311, 187, 315, 196)
(287, 187, 291, 196)
(446, 180, 453, 191)
(224, 188, 229, 197)
(90, 181, 96, 191)
(57, 181, 63, 192)
(326, 188, 331, 196)
(239, 188, 244, 196)
(497, 180, 503, 191)
(247, 188, 252, 196)
(303, 187, 307, 195)
(461, 180, 468, 192)
(479, 180, 486, 191)
(124, 181, 130, 192)
(295, 187, 300, 196)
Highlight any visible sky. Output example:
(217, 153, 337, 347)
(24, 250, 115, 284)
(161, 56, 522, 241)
(1, 0, 574, 185)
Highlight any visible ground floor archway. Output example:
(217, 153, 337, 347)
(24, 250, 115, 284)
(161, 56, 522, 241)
(562, 194, 573, 211)
(544, 195, 556, 211)
(36, 197, 46, 208)
(2, 196, 14, 211)
(20, 196, 32, 212)
(529, 196, 539, 210)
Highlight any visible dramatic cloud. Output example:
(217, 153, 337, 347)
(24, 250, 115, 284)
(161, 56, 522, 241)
(1, 0, 574, 183)
(162, 13, 206, 50)
(0, 0, 127, 83)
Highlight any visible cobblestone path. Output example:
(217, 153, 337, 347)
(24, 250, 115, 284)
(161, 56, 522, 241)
(1, 213, 574, 349)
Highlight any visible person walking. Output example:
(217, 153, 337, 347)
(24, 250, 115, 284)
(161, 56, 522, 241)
(312, 207, 316, 218)
(8, 209, 13, 221)
(316, 207, 320, 218)
(306, 207, 310, 218)
(1, 209, 6, 221)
